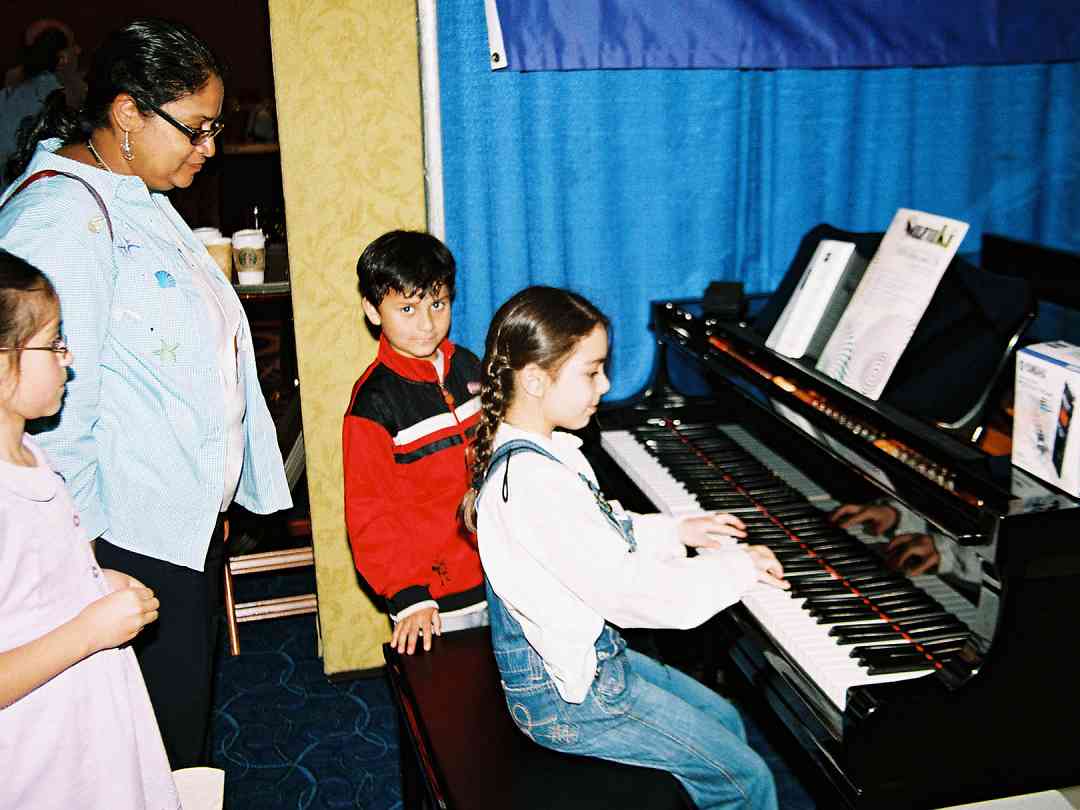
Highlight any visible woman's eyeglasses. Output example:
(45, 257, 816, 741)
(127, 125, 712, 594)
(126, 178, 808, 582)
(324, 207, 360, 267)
(0, 335, 70, 355)
(137, 97, 225, 146)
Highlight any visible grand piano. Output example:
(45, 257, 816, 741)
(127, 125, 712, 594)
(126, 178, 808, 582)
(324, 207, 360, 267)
(585, 295, 1080, 809)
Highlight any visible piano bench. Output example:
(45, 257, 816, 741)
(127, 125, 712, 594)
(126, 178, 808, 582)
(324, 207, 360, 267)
(384, 627, 692, 810)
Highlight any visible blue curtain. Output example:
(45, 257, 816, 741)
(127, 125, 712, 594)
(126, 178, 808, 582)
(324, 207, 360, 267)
(492, 0, 1080, 71)
(440, 2, 1080, 401)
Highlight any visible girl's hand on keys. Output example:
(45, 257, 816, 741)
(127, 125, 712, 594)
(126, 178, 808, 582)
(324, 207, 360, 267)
(746, 545, 789, 589)
(679, 513, 747, 548)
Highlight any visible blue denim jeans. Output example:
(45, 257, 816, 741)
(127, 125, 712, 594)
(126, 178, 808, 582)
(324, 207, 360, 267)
(487, 583, 778, 809)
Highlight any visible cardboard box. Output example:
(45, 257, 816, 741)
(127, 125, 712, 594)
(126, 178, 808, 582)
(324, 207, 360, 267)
(1012, 341, 1080, 496)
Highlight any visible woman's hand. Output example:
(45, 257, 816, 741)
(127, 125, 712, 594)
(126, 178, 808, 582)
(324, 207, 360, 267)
(678, 513, 747, 549)
(829, 503, 899, 535)
(746, 545, 789, 590)
(77, 582, 159, 655)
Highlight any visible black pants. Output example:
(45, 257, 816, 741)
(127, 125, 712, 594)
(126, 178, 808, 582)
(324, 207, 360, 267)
(94, 516, 225, 769)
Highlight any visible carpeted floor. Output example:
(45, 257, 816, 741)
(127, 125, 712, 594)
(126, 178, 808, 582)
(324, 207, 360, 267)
(211, 569, 403, 810)
(210, 569, 819, 810)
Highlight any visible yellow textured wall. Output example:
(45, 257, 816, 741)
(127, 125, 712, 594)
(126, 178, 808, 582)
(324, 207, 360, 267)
(267, 0, 427, 673)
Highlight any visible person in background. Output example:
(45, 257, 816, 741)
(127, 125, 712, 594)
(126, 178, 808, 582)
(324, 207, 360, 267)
(465, 285, 785, 809)
(0, 18, 291, 768)
(0, 250, 179, 809)
(344, 230, 487, 655)
(0, 20, 84, 184)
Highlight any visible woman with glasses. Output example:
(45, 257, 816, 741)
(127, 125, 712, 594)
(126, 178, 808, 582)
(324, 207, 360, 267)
(0, 19, 291, 769)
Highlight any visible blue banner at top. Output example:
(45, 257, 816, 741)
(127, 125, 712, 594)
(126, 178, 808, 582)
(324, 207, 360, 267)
(488, 0, 1080, 71)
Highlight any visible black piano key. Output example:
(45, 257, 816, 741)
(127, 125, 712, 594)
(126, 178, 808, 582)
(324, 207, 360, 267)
(815, 605, 946, 624)
(791, 578, 909, 599)
(827, 559, 886, 574)
(809, 593, 938, 615)
(863, 659, 940, 675)
(837, 569, 904, 585)
(784, 561, 881, 580)
(854, 642, 967, 674)
(851, 626, 971, 649)
(783, 569, 837, 582)
(778, 560, 828, 573)
(853, 638, 967, 661)
(803, 589, 931, 611)
(831, 616, 965, 643)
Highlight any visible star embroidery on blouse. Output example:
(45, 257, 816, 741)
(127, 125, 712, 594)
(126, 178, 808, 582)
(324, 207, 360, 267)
(153, 339, 180, 364)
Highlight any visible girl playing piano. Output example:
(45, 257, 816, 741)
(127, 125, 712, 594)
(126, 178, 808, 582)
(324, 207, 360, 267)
(463, 285, 787, 809)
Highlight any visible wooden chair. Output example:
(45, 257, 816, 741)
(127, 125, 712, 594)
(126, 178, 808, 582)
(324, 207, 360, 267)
(223, 517, 318, 656)
(384, 627, 691, 810)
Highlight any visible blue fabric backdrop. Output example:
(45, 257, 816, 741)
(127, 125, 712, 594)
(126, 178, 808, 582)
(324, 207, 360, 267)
(440, 2, 1080, 401)
(492, 0, 1080, 71)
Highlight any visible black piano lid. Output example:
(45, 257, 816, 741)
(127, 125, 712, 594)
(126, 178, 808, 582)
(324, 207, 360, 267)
(652, 299, 1080, 527)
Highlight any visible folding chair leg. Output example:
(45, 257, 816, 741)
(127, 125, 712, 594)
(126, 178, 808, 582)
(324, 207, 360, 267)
(223, 562, 241, 656)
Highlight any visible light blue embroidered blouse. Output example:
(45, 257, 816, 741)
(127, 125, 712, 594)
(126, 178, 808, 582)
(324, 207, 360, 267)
(0, 139, 291, 571)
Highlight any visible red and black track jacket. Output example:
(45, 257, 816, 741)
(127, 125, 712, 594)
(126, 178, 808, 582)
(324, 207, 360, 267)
(343, 335, 484, 617)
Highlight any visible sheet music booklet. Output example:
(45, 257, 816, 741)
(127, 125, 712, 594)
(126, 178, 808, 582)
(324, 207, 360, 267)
(815, 208, 969, 400)
(766, 240, 868, 361)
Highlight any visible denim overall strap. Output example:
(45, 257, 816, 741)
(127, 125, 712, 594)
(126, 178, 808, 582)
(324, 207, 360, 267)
(481, 439, 637, 552)
(484, 578, 626, 677)
(484, 578, 545, 679)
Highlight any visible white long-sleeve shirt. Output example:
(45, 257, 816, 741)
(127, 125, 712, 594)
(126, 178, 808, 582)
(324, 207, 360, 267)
(478, 423, 758, 703)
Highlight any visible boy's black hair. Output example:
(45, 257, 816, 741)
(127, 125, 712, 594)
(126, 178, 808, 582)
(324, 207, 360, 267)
(356, 230, 456, 309)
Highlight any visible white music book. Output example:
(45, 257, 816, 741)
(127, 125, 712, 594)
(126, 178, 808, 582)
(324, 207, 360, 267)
(816, 208, 969, 401)
(766, 240, 867, 360)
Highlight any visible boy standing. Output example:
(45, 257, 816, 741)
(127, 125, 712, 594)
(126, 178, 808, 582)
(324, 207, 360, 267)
(344, 230, 486, 654)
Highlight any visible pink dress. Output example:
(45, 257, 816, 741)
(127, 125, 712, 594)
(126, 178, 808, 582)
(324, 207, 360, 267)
(0, 436, 180, 809)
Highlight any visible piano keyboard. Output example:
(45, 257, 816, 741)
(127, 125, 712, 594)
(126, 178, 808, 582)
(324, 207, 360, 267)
(601, 421, 976, 711)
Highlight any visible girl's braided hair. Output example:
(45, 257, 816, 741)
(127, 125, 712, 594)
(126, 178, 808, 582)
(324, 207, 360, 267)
(462, 286, 607, 531)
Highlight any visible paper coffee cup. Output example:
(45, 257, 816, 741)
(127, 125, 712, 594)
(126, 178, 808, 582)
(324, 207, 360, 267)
(205, 237, 233, 281)
(232, 229, 265, 285)
(193, 227, 222, 245)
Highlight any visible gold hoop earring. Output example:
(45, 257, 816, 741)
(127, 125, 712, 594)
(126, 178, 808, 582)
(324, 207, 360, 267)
(120, 130, 134, 161)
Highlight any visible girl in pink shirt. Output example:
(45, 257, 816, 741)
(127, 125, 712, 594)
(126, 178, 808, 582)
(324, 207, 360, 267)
(0, 250, 179, 809)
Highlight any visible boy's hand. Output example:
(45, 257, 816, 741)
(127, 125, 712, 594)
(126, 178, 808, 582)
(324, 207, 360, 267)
(392, 607, 442, 655)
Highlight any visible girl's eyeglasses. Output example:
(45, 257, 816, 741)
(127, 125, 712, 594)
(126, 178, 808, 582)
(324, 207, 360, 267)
(0, 335, 70, 355)
(136, 97, 225, 146)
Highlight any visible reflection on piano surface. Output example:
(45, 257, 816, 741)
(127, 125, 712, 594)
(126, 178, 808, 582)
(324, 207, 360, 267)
(587, 299, 1080, 809)
(603, 422, 981, 712)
